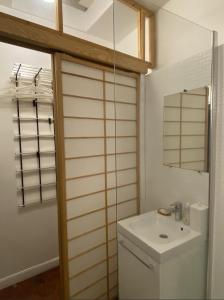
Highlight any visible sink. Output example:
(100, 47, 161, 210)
(118, 210, 202, 263)
(129, 212, 191, 244)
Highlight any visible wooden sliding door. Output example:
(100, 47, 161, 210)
(53, 53, 139, 300)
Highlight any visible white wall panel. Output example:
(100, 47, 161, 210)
(65, 138, 104, 158)
(105, 83, 136, 103)
(66, 174, 105, 199)
(108, 223, 117, 241)
(69, 262, 107, 297)
(108, 239, 117, 257)
(62, 61, 103, 80)
(64, 118, 104, 138)
(71, 278, 107, 300)
(66, 192, 105, 220)
(69, 244, 107, 278)
(65, 156, 104, 179)
(68, 227, 106, 259)
(107, 153, 137, 172)
(105, 72, 136, 87)
(62, 74, 103, 99)
(106, 120, 136, 137)
(67, 209, 106, 239)
(63, 96, 104, 119)
(107, 137, 137, 154)
(109, 255, 118, 274)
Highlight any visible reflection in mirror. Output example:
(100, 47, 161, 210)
(163, 87, 209, 172)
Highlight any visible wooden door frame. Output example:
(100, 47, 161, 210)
(53, 53, 69, 300)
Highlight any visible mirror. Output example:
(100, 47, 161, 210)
(163, 87, 209, 172)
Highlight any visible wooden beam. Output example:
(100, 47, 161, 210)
(0, 12, 151, 74)
(56, 0, 63, 32)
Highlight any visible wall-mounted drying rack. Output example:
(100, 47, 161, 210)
(7, 63, 57, 208)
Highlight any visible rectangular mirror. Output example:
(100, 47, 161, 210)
(163, 87, 209, 172)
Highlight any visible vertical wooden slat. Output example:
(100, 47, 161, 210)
(56, 0, 63, 32)
(53, 52, 69, 300)
(103, 71, 110, 299)
(149, 14, 156, 68)
(179, 94, 183, 169)
(139, 10, 145, 60)
(204, 87, 209, 172)
(136, 75, 141, 214)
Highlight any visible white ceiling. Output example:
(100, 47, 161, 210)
(134, 0, 170, 11)
(64, 0, 170, 12)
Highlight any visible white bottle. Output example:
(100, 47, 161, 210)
(183, 202, 190, 225)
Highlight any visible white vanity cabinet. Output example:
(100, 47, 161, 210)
(118, 205, 208, 299)
(118, 233, 207, 299)
(118, 234, 159, 299)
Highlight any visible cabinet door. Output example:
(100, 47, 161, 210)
(118, 239, 158, 299)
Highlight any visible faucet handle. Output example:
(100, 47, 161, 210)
(170, 201, 182, 208)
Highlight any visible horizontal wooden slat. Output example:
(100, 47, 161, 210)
(67, 182, 138, 202)
(165, 106, 205, 110)
(69, 242, 107, 262)
(65, 135, 137, 139)
(62, 71, 137, 89)
(66, 167, 137, 181)
(65, 151, 137, 161)
(164, 121, 205, 123)
(63, 93, 137, 106)
(0, 12, 150, 73)
(164, 147, 204, 151)
(67, 197, 138, 222)
(64, 116, 136, 122)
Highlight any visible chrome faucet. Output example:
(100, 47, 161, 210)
(169, 202, 183, 221)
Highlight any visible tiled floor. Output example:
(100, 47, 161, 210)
(0, 267, 60, 300)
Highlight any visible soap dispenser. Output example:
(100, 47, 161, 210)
(183, 202, 190, 225)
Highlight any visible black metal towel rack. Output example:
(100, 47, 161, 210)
(13, 63, 56, 207)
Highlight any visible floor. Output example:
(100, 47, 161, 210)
(0, 267, 60, 300)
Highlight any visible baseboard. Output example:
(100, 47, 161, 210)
(0, 257, 59, 290)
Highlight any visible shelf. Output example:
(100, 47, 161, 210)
(14, 134, 55, 140)
(18, 196, 56, 208)
(13, 98, 54, 105)
(16, 166, 56, 174)
(15, 150, 55, 157)
(13, 117, 54, 122)
(17, 182, 56, 192)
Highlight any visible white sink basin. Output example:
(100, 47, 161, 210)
(118, 211, 202, 263)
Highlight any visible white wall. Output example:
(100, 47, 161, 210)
(164, 0, 224, 45)
(143, 51, 211, 213)
(0, 43, 59, 289)
(155, 8, 212, 68)
(154, 2, 224, 298)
